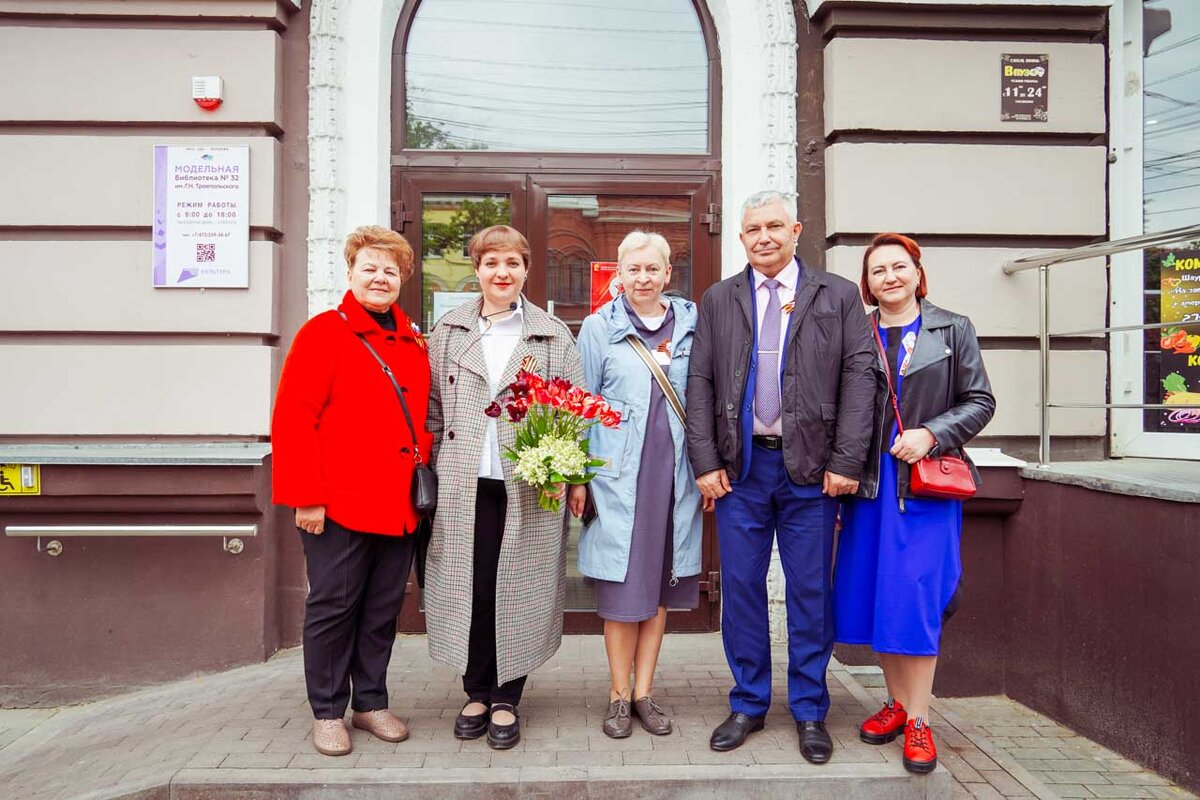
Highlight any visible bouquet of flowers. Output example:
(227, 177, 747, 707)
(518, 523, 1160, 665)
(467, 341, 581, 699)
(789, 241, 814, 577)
(485, 369, 622, 512)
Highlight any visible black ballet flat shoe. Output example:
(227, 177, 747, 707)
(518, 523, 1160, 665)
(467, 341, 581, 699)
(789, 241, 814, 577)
(453, 701, 489, 740)
(798, 720, 834, 764)
(487, 702, 521, 750)
(709, 712, 766, 751)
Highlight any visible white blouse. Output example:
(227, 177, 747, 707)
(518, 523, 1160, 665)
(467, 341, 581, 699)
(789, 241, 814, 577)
(477, 301, 524, 479)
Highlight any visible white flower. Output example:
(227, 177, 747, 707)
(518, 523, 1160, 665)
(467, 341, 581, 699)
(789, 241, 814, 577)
(540, 434, 588, 479)
(511, 434, 589, 487)
(514, 446, 550, 486)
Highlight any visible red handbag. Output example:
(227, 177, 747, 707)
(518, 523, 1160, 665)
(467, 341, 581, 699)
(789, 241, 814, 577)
(871, 322, 976, 500)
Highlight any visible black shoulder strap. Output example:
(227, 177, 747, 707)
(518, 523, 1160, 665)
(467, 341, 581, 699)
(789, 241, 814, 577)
(338, 311, 424, 465)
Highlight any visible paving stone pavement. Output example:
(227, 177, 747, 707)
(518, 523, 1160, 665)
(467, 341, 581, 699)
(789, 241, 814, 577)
(848, 668, 1198, 800)
(0, 634, 1191, 800)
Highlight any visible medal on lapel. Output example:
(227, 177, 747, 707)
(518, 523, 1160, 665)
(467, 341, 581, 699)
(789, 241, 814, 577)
(410, 321, 427, 351)
(899, 331, 917, 376)
(519, 353, 540, 374)
(654, 339, 672, 366)
(781, 301, 795, 314)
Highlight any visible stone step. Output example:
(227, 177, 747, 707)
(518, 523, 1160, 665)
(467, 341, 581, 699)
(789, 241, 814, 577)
(168, 763, 952, 799)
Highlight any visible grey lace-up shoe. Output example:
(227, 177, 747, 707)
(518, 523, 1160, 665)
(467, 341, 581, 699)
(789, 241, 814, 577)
(602, 698, 633, 738)
(633, 696, 673, 735)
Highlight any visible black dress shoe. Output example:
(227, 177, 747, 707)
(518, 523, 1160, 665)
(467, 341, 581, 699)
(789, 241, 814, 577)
(798, 720, 833, 764)
(453, 702, 488, 740)
(710, 712, 766, 751)
(487, 703, 521, 750)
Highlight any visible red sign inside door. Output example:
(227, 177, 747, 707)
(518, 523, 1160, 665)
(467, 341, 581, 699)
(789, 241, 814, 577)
(590, 261, 622, 313)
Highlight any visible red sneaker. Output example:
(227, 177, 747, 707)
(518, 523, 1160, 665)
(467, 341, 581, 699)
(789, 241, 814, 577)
(903, 718, 938, 774)
(860, 699, 907, 744)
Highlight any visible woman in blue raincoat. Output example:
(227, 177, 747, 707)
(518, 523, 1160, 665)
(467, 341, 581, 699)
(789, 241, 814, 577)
(568, 230, 703, 740)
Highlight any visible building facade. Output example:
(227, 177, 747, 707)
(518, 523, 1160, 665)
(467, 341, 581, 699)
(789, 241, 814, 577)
(1, 0, 1196, 788)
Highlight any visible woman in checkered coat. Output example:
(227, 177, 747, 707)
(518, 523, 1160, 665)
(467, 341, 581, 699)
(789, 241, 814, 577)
(424, 225, 585, 750)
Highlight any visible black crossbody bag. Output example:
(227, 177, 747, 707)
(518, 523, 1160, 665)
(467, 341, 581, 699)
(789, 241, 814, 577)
(339, 312, 438, 517)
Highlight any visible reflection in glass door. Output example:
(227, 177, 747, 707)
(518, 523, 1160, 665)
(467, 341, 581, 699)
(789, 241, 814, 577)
(418, 193, 511, 332)
(544, 194, 693, 332)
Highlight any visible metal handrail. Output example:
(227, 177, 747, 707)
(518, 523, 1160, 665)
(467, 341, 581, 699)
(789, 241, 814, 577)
(1002, 223, 1200, 273)
(4, 525, 257, 557)
(1052, 320, 1183, 337)
(1004, 224, 1200, 465)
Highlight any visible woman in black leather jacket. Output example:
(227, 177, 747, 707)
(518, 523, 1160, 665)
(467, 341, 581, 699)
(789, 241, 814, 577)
(832, 233, 995, 775)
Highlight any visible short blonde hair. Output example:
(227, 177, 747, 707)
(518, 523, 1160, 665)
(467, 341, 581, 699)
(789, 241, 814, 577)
(344, 225, 414, 281)
(468, 225, 531, 269)
(617, 230, 671, 266)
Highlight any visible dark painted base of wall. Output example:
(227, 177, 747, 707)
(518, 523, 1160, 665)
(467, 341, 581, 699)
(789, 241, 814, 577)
(1004, 479, 1199, 793)
(0, 461, 303, 708)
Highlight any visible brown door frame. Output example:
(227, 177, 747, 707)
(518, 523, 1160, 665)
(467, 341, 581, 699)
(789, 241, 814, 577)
(393, 170, 721, 633)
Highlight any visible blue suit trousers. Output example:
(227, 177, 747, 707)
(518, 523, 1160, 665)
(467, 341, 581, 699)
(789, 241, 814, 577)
(715, 444, 837, 721)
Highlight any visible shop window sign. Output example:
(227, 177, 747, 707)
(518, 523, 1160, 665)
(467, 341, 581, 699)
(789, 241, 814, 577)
(1140, 1, 1200, 435)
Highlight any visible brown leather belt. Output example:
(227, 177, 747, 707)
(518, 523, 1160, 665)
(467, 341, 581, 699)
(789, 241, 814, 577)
(752, 435, 783, 450)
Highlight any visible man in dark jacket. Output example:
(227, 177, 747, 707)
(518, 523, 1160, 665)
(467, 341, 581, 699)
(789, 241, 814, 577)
(686, 190, 876, 762)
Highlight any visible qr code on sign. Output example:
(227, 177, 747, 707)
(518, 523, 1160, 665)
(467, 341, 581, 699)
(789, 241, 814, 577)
(196, 243, 216, 263)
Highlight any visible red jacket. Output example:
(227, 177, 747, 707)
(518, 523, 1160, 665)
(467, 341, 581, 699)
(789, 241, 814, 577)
(272, 291, 433, 536)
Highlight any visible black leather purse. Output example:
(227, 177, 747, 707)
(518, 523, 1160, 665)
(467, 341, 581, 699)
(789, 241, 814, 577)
(339, 312, 437, 518)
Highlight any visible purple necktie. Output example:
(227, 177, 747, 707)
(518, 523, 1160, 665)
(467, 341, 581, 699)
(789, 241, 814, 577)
(755, 278, 782, 425)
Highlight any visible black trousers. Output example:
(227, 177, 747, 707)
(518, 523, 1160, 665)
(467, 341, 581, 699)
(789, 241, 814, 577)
(301, 517, 415, 719)
(463, 479, 527, 706)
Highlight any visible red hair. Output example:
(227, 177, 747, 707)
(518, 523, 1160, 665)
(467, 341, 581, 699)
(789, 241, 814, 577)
(860, 232, 928, 306)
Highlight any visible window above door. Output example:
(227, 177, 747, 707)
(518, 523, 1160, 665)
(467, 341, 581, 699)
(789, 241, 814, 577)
(397, 0, 714, 154)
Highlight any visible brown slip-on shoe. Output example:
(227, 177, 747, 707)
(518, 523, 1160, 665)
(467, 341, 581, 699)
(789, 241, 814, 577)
(602, 698, 633, 739)
(312, 719, 352, 756)
(633, 696, 673, 735)
(351, 709, 410, 743)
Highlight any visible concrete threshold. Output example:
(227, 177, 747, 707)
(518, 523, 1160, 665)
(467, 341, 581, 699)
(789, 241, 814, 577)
(170, 763, 951, 799)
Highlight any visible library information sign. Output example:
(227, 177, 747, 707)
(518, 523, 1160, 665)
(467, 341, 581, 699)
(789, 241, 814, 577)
(153, 145, 250, 288)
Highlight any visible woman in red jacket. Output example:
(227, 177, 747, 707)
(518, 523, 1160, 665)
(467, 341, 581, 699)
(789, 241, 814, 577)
(272, 225, 433, 757)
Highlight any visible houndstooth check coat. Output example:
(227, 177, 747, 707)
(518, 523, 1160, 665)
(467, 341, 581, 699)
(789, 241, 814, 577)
(424, 296, 585, 684)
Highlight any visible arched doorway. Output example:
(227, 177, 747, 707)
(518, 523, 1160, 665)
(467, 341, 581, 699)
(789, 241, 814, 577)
(390, 0, 722, 632)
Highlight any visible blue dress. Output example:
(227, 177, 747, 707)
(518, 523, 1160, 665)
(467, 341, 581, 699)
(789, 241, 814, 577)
(833, 317, 963, 656)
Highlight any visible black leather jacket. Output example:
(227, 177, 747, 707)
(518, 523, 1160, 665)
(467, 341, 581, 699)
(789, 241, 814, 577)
(859, 300, 996, 500)
(686, 263, 877, 486)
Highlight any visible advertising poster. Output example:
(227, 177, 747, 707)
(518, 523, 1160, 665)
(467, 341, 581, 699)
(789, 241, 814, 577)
(153, 145, 250, 288)
(1000, 54, 1049, 122)
(1157, 249, 1200, 430)
(590, 261, 622, 313)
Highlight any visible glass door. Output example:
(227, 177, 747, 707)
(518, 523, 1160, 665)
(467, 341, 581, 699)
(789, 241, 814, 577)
(527, 175, 719, 632)
(395, 171, 720, 633)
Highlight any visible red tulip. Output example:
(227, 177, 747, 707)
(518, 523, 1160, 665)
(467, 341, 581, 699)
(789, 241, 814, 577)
(484, 401, 502, 418)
